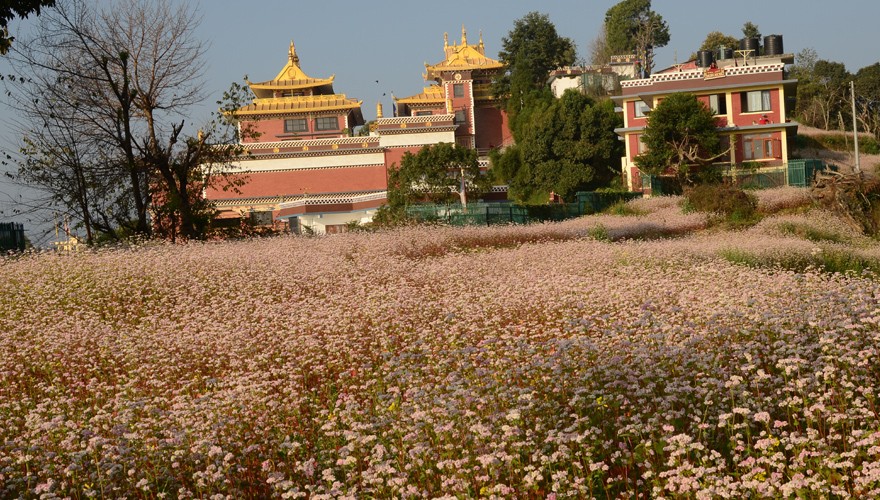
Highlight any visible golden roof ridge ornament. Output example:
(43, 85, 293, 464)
(288, 40, 299, 65)
(444, 32, 448, 48)
(461, 24, 467, 46)
(479, 31, 484, 53)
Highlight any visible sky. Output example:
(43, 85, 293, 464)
(2, 0, 879, 244)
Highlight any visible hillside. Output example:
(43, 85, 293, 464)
(795, 124, 880, 174)
(3, 190, 880, 498)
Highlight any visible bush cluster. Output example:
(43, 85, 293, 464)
(685, 183, 758, 226)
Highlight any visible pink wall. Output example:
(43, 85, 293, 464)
(241, 113, 347, 143)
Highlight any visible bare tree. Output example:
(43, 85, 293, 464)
(8, 0, 245, 242)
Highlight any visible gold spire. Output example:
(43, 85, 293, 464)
(479, 31, 484, 53)
(288, 40, 299, 65)
(376, 101, 383, 119)
(444, 32, 448, 48)
(461, 24, 467, 45)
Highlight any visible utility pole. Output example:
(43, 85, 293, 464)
(852, 80, 861, 174)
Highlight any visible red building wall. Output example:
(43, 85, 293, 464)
(730, 88, 782, 127)
(474, 106, 511, 150)
(241, 113, 347, 143)
(205, 164, 387, 200)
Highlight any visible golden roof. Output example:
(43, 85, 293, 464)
(247, 40, 335, 94)
(425, 26, 502, 79)
(236, 94, 363, 116)
(395, 85, 445, 105)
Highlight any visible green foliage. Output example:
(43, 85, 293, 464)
(494, 12, 576, 109)
(689, 31, 739, 60)
(777, 221, 846, 243)
(604, 200, 647, 216)
(603, 0, 669, 76)
(387, 143, 488, 208)
(741, 22, 761, 39)
(0, 0, 55, 54)
(492, 91, 623, 203)
(854, 63, 880, 140)
(685, 184, 758, 227)
(721, 247, 880, 276)
(793, 54, 852, 130)
(635, 93, 722, 179)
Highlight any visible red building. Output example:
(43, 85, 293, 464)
(206, 29, 511, 234)
(614, 51, 798, 192)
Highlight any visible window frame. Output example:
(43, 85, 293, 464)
(742, 133, 777, 160)
(634, 100, 650, 118)
(453, 83, 465, 98)
(741, 90, 772, 113)
(284, 118, 308, 134)
(454, 109, 467, 125)
(314, 116, 339, 131)
(708, 94, 727, 115)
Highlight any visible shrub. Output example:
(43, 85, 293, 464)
(685, 184, 758, 226)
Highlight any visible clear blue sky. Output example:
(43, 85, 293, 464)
(2, 0, 879, 240)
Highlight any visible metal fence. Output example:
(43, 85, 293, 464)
(641, 159, 828, 196)
(406, 191, 643, 226)
(0, 222, 26, 251)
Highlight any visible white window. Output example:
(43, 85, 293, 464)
(634, 101, 650, 117)
(741, 90, 771, 113)
(708, 94, 727, 115)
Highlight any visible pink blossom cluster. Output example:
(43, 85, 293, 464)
(2, 190, 880, 497)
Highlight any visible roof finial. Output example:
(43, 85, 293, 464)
(461, 24, 467, 45)
(444, 32, 448, 48)
(376, 101, 383, 119)
(288, 40, 299, 65)
(479, 30, 484, 52)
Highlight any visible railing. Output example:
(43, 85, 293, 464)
(0, 222, 26, 251)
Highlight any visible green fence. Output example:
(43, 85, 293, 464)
(0, 222, 26, 251)
(641, 160, 827, 195)
(406, 191, 643, 226)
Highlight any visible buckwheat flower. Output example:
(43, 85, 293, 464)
(754, 412, 771, 424)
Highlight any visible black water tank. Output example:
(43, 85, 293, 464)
(697, 50, 715, 68)
(763, 34, 784, 56)
(717, 46, 734, 60)
(739, 36, 761, 55)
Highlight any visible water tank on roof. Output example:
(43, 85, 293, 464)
(763, 34, 784, 56)
(697, 50, 715, 68)
(717, 46, 734, 60)
(739, 36, 761, 55)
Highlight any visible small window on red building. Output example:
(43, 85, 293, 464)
(708, 94, 727, 115)
(743, 134, 777, 160)
(284, 118, 308, 133)
(453, 83, 465, 98)
(634, 101, 650, 117)
(741, 90, 771, 113)
(315, 116, 338, 131)
(454, 109, 467, 125)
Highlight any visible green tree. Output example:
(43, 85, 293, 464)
(494, 12, 575, 111)
(0, 0, 55, 54)
(603, 0, 670, 76)
(689, 31, 739, 60)
(854, 63, 880, 140)
(387, 143, 489, 208)
(491, 90, 623, 203)
(634, 92, 724, 181)
(794, 59, 851, 130)
(741, 22, 761, 40)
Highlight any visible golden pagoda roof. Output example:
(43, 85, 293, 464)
(425, 26, 502, 79)
(247, 40, 335, 92)
(236, 94, 363, 116)
(395, 85, 445, 105)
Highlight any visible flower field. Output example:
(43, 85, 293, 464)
(3, 189, 880, 498)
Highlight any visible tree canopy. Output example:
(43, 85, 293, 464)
(387, 143, 489, 209)
(9, 0, 247, 243)
(494, 12, 575, 112)
(491, 90, 622, 203)
(603, 0, 669, 76)
(689, 31, 739, 60)
(0, 0, 54, 54)
(634, 92, 723, 180)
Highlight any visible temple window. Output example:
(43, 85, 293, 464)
(453, 83, 465, 98)
(454, 109, 467, 125)
(315, 116, 339, 131)
(284, 118, 308, 133)
(414, 111, 432, 116)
